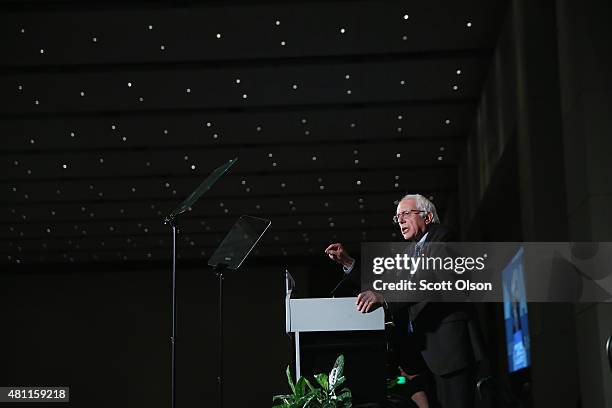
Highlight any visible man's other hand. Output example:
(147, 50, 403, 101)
(324, 243, 354, 268)
(356, 290, 384, 313)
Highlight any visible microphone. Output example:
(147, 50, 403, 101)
(330, 271, 352, 297)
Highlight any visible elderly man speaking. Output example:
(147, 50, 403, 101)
(325, 194, 484, 408)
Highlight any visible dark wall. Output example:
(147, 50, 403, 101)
(0, 262, 297, 407)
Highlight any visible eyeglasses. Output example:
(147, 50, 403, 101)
(392, 209, 426, 224)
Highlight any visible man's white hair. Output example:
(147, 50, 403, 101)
(400, 194, 440, 224)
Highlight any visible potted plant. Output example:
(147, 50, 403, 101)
(273, 354, 352, 408)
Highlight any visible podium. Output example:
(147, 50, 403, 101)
(285, 295, 386, 403)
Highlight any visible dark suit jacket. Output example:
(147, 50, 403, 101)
(339, 224, 485, 376)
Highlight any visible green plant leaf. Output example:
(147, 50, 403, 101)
(332, 355, 345, 378)
(314, 373, 329, 391)
(303, 377, 317, 392)
(286, 365, 296, 394)
(295, 376, 308, 397)
(329, 376, 345, 393)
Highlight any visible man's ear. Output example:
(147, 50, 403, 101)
(424, 212, 433, 225)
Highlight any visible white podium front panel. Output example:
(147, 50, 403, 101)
(286, 297, 384, 333)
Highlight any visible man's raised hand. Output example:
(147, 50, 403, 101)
(324, 243, 354, 268)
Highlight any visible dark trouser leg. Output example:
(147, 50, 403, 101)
(434, 366, 476, 408)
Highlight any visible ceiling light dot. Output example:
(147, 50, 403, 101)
(184, 155, 189, 160)
(241, 180, 246, 185)
(62, 164, 67, 169)
(312, 156, 317, 161)
(353, 149, 359, 155)
(213, 133, 219, 139)
(304, 130, 310, 135)
(191, 164, 196, 170)
(20, 28, 25, 33)
(280, 41, 286, 46)
(396, 153, 401, 158)
(242, 94, 248, 99)
(350, 123, 356, 128)
(452, 85, 458, 91)
(402, 35, 408, 41)
(34, 100, 39, 105)
(148, 25, 153, 30)
(216, 33, 222, 39)
(397, 127, 402, 132)
(256, 126, 262, 131)
(437, 156, 443, 161)
(403, 14, 409, 20)
(235, 78, 241, 84)
(206, 122, 212, 127)
(319, 185, 325, 190)
(400, 80, 405, 85)
(466, 22, 472, 28)
(92, 37, 98, 43)
(30, 139, 35, 144)
(354, 159, 359, 164)
(160, 45, 165, 50)
(456, 69, 462, 75)
(445, 119, 451, 125)
(397, 115, 403, 120)
(346, 89, 352, 95)
(356, 180, 362, 185)
(268, 153, 273, 158)
(345, 74, 350, 80)
(39, 49, 44, 54)
(111, 124, 116, 130)
(80, 91, 85, 97)
(340, 28, 346, 34)
(275, 20, 280, 26)
(18, 84, 23, 91)
(163, 129, 168, 134)
(139, 97, 144, 102)
(127, 82, 132, 87)
(440, 146, 445, 151)
(292, 84, 298, 90)
(301, 118, 307, 124)
(186, 88, 191, 93)
(272, 162, 277, 167)
(122, 137, 127, 142)
(394, 183, 399, 188)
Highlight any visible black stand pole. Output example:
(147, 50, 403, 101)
(168, 219, 178, 408)
(214, 264, 228, 408)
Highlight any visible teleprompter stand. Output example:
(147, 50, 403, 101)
(208, 215, 271, 408)
(163, 157, 238, 408)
